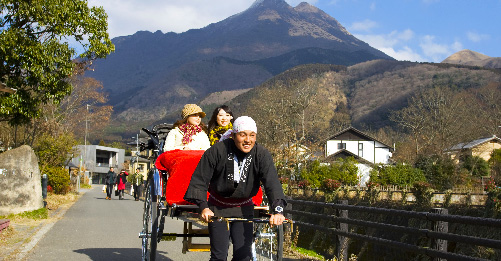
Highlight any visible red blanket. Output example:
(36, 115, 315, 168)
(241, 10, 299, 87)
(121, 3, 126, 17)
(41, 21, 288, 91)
(155, 150, 263, 206)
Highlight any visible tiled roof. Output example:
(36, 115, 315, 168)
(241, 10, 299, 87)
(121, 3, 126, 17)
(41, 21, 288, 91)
(448, 135, 500, 151)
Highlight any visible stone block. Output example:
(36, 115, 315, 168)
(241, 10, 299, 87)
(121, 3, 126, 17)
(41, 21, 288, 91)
(0, 145, 44, 215)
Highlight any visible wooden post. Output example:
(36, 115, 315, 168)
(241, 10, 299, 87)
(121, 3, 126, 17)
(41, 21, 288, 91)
(430, 208, 448, 261)
(336, 200, 348, 261)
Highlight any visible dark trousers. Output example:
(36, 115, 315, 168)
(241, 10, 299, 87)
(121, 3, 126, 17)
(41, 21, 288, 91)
(208, 219, 254, 261)
(106, 184, 113, 198)
(133, 184, 139, 200)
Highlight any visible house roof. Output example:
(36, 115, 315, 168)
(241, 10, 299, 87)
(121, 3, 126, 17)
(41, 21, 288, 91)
(323, 149, 374, 166)
(448, 135, 501, 151)
(326, 126, 394, 151)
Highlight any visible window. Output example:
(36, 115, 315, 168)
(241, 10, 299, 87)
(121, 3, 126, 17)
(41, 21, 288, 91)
(358, 143, 363, 157)
(338, 143, 346, 149)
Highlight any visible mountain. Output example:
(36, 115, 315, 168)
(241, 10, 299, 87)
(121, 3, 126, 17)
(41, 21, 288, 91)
(442, 49, 501, 69)
(87, 0, 392, 123)
(226, 60, 501, 133)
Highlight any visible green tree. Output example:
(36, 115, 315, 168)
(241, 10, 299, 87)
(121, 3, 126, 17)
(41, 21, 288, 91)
(414, 154, 456, 190)
(35, 132, 78, 174)
(489, 149, 501, 183)
(299, 158, 358, 187)
(0, 0, 115, 125)
(460, 155, 490, 177)
(369, 163, 426, 186)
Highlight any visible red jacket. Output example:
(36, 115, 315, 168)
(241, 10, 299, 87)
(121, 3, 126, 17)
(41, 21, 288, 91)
(116, 171, 129, 190)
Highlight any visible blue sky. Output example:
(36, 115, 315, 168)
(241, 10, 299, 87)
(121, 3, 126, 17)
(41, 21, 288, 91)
(86, 0, 501, 63)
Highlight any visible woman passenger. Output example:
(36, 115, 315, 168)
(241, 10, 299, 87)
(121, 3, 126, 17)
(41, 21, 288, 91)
(207, 105, 234, 146)
(163, 104, 210, 151)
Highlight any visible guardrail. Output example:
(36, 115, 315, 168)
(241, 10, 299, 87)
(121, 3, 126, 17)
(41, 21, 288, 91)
(286, 199, 501, 261)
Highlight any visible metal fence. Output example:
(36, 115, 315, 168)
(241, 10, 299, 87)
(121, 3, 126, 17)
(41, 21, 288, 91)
(286, 199, 501, 261)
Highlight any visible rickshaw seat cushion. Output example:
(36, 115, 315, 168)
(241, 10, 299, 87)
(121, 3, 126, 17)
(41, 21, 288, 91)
(155, 149, 263, 206)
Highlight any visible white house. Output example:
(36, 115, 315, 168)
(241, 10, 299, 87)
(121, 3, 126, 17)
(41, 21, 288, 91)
(324, 127, 394, 186)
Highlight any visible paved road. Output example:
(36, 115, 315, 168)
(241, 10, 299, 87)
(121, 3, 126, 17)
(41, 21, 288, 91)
(25, 186, 211, 261)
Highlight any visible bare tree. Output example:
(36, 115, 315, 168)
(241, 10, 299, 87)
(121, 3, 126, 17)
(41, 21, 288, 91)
(390, 86, 468, 157)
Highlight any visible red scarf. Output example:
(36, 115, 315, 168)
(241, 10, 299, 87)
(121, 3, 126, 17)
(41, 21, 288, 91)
(178, 123, 203, 145)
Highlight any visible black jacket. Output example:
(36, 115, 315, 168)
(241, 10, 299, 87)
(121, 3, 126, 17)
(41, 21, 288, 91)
(105, 170, 115, 184)
(184, 139, 285, 216)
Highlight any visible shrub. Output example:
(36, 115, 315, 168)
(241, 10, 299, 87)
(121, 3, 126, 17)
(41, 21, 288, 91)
(411, 181, 434, 207)
(44, 166, 70, 194)
(278, 176, 290, 185)
(297, 180, 310, 189)
(489, 149, 501, 183)
(414, 154, 456, 190)
(460, 155, 490, 177)
(35, 132, 78, 174)
(299, 158, 358, 188)
(369, 163, 426, 186)
(484, 178, 501, 217)
(321, 179, 341, 192)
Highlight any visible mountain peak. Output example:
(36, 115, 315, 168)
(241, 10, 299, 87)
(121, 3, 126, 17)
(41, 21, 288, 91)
(441, 49, 501, 69)
(249, 0, 290, 9)
(442, 49, 490, 64)
(295, 2, 320, 13)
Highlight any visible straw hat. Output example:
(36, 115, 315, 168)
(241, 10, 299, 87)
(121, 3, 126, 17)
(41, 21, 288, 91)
(181, 104, 206, 119)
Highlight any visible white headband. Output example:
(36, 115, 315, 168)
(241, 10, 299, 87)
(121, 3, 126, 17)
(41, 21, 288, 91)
(219, 116, 257, 141)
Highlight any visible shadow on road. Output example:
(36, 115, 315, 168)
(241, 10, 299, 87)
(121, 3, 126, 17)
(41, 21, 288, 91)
(73, 248, 173, 261)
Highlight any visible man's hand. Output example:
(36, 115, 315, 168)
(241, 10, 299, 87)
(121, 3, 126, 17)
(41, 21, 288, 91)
(200, 208, 214, 222)
(269, 213, 285, 226)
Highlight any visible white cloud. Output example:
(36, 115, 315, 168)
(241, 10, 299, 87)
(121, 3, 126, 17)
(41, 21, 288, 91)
(419, 35, 463, 62)
(349, 19, 378, 32)
(466, 31, 490, 43)
(380, 46, 423, 62)
(355, 29, 424, 62)
(89, 0, 256, 37)
(89, 0, 322, 38)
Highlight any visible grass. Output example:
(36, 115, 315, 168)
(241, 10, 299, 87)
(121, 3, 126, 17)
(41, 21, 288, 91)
(287, 246, 326, 260)
(81, 184, 92, 189)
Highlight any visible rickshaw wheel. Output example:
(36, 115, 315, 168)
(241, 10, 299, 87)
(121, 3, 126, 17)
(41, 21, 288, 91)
(142, 176, 159, 261)
(253, 222, 284, 261)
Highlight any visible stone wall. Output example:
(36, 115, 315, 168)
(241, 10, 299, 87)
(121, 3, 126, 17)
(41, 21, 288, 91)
(0, 145, 43, 215)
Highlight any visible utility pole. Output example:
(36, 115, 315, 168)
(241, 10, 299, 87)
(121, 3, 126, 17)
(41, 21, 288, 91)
(136, 133, 139, 164)
(132, 134, 139, 171)
(79, 104, 90, 192)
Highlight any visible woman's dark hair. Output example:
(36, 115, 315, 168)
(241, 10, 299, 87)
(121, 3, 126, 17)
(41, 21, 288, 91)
(173, 117, 208, 133)
(208, 105, 234, 131)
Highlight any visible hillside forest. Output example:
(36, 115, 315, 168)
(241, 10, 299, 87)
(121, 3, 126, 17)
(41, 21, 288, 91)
(2, 59, 501, 194)
(224, 60, 501, 190)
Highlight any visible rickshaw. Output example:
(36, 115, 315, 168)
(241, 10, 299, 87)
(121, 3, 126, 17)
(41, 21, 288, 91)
(137, 123, 291, 261)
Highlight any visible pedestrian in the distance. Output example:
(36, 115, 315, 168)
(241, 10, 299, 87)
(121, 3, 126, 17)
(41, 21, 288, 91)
(132, 168, 143, 201)
(105, 167, 115, 200)
(116, 169, 129, 200)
